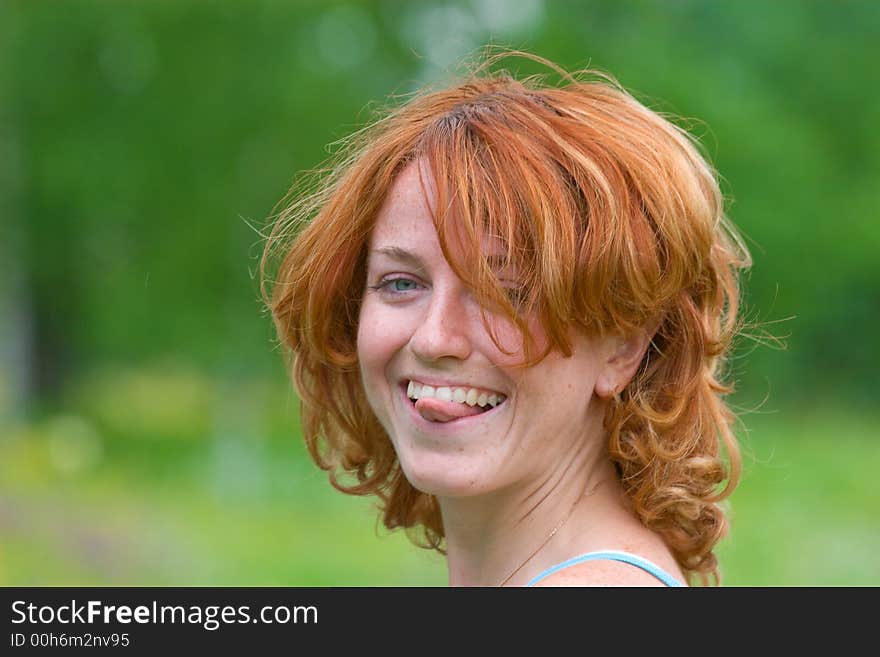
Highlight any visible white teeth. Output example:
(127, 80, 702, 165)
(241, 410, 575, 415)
(407, 380, 506, 409)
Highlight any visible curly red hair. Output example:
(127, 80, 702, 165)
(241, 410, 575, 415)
(261, 51, 751, 585)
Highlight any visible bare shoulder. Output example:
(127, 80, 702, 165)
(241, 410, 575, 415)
(531, 557, 685, 587)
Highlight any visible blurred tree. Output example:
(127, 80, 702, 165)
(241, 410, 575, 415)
(0, 0, 877, 412)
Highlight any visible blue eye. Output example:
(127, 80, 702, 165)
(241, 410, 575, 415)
(388, 278, 417, 292)
(368, 277, 421, 296)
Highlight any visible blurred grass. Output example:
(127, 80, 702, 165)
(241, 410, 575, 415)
(0, 365, 876, 586)
(0, 364, 447, 586)
(718, 406, 880, 586)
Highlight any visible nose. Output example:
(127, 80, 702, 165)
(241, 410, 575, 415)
(409, 286, 474, 363)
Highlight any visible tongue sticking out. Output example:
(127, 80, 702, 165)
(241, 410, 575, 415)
(415, 397, 487, 423)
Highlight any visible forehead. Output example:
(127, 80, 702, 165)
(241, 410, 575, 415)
(368, 160, 508, 265)
(369, 161, 435, 242)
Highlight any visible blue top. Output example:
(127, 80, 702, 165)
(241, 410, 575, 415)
(525, 550, 686, 587)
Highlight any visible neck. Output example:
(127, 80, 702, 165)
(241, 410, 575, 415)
(440, 440, 618, 587)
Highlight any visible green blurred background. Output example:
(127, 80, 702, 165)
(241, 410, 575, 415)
(1, 0, 877, 586)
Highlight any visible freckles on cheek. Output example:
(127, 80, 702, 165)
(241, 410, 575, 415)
(356, 321, 389, 420)
(357, 305, 403, 378)
(356, 322, 382, 373)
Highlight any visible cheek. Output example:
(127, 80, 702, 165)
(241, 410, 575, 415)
(479, 312, 551, 368)
(512, 336, 604, 417)
(356, 300, 405, 384)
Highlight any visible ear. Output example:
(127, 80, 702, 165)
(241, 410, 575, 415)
(594, 327, 656, 400)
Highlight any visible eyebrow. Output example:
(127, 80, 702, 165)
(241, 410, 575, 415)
(369, 246, 428, 273)
(369, 246, 516, 274)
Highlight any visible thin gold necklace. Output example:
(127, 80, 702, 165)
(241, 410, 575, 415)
(497, 487, 592, 587)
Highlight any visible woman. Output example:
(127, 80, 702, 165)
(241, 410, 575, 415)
(261, 50, 751, 587)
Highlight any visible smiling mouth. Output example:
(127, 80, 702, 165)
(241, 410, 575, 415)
(402, 380, 507, 423)
(405, 380, 506, 409)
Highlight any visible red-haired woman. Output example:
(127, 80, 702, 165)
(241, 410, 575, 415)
(261, 50, 751, 587)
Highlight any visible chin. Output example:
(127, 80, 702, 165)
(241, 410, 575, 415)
(397, 453, 497, 499)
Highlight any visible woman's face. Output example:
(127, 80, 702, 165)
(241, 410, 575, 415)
(357, 162, 618, 498)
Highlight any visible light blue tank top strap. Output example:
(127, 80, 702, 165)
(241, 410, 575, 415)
(525, 550, 686, 587)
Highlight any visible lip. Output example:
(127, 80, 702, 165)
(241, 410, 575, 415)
(398, 381, 507, 429)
